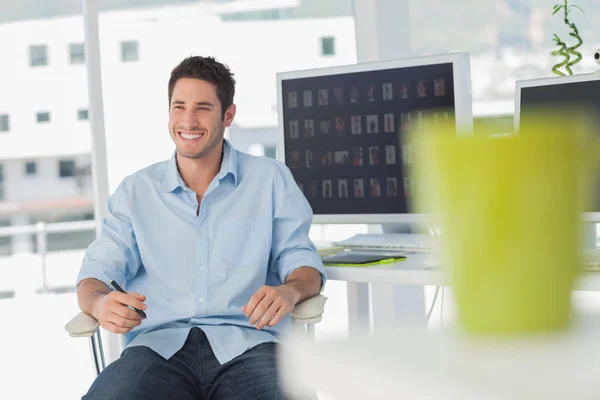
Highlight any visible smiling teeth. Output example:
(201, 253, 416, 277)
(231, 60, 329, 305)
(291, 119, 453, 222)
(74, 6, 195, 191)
(181, 133, 202, 140)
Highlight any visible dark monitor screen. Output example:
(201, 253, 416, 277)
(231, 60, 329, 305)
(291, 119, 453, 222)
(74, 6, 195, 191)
(279, 62, 457, 218)
(519, 78, 600, 128)
(517, 74, 600, 214)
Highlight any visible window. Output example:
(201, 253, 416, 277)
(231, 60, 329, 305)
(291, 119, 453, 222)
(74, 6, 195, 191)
(121, 41, 139, 62)
(29, 45, 48, 67)
(0, 163, 5, 200)
(264, 146, 277, 159)
(220, 8, 293, 21)
(69, 43, 85, 64)
(405, 0, 600, 127)
(321, 36, 335, 56)
(58, 160, 76, 178)
(0, 115, 8, 132)
(25, 161, 36, 176)
(77, 109, 89, 120)
(36, 112, 50, 123)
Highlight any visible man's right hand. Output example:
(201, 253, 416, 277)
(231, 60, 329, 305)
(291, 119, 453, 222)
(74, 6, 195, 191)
(92, 291, 147, 334)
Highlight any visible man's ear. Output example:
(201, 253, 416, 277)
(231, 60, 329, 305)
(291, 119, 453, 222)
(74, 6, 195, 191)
(223, 104, 236, 128)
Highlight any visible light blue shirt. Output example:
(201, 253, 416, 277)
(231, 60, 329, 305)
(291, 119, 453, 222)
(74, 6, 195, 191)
(76, 139, 326, 364)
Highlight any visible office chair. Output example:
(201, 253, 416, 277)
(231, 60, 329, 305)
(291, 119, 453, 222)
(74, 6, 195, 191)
(65, 294, 328, 376)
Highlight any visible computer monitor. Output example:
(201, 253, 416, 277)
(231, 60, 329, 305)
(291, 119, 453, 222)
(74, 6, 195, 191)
(514, 73, 600, 222)
(275, 52, 473, 224)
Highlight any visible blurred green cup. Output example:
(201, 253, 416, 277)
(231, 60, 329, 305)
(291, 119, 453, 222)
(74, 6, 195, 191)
(411, 114, 598, 335)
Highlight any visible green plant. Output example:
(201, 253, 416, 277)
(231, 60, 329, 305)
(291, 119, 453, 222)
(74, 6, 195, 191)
(551, 0, 585, 76)
(551, 34, 570, 76)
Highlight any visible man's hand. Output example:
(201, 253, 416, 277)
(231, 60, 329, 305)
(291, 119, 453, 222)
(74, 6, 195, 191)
(92, 291, 147, 334)
(243, 285, 300, 330)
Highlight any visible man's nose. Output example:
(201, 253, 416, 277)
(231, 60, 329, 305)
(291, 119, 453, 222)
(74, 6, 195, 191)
(182, 110, 199, 129)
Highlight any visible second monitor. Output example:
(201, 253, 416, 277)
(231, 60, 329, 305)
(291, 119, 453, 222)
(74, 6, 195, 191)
(276, 53, 473, 224)
(515, 73, 600, 221)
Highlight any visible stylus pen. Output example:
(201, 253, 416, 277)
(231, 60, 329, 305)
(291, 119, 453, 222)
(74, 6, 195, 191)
(110, 279, 147, 319)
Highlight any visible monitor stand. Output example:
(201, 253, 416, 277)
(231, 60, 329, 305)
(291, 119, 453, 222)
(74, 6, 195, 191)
(367, 223, 429, 334)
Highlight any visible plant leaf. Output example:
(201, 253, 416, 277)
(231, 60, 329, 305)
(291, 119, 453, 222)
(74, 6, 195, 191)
(569, 5, 585, 15)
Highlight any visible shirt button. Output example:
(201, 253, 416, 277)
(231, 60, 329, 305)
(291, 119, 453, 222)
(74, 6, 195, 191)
(200, 266, 205, 271)
(198, 297, 204, 303)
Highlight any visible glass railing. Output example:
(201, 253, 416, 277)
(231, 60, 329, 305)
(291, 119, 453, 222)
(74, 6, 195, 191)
(0, 220, 96, 295)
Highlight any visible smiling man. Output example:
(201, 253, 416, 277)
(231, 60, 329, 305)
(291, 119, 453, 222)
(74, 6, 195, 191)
(75, 56, 326, 399)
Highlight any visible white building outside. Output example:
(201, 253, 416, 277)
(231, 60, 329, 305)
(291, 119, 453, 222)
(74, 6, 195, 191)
(0, 2, 358, 254)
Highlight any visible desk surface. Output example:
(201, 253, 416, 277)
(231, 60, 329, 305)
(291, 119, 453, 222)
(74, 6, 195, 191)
(280, 316, 600, 399)
(324, 252, 600, 291)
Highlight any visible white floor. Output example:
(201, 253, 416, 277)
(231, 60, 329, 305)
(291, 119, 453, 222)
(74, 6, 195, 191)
(0, 250, 353, 399)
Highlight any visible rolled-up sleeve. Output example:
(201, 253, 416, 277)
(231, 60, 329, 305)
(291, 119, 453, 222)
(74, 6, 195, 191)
(269, 162, 326, 288)
(76, 177, 141, 289)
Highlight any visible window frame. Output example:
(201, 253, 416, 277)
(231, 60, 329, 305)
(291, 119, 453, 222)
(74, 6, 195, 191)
(24, 161, 37, 176)
(320, 36, 336, 56)
(29, 44, 48, 67)
(120, 40, 140, 62)
(0, 114, 9, 132)
(69, 43, 85, 64)
(58, 160, 77, 178)
(36, 111, 51, 124)
(77, 108, 89, 121)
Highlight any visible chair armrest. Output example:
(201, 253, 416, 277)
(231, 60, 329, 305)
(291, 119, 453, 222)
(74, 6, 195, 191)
(291, 294, 327, 324)
(65, 312, 100, 338)
(65, 297, 328, 335)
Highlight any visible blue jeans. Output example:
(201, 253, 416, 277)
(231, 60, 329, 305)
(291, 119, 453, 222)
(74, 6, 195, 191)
(82, 327, 288, 399)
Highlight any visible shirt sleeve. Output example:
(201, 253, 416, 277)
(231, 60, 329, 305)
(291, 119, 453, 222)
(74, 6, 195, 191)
(269, 161, 326, 289)
(76, 177, 142, 289)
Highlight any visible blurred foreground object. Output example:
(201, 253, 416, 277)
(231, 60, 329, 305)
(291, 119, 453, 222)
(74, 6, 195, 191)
(409, 113, 599, 335)
(278, 113, 600, 399)
(279, 317, 600, 399)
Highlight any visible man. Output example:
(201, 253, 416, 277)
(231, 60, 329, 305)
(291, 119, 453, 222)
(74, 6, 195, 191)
(76, 56, 326, 399)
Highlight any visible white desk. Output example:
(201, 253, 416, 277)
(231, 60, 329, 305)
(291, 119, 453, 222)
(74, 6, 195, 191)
(325, 252, 444, 286)
(280, 316, 600, 399)
(324, 252, 600, 335)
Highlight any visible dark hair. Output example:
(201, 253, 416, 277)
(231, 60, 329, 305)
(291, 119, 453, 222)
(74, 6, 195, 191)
(168, 56, 236, 119)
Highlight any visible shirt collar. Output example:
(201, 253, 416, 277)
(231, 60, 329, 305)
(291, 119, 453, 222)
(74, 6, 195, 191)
(160, 138, 238, 192)
(218, 138, 239, 186)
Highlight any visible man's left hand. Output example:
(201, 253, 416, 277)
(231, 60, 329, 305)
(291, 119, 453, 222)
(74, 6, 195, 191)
(243, 285, 300, 330)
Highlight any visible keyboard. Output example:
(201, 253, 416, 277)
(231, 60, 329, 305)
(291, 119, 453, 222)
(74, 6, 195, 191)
(331, 233, 434, 252)
(330, 236, 600, 270)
